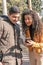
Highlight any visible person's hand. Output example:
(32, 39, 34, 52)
(24, 40, 33, 47)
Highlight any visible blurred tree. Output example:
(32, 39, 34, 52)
(24, 0, 28, 4)
(24, 0, 32, 10)
(0, 0, 41, 15)
(7, 0, 27, 14)
(41, 16, 43, 22)
(0, 0, 2, 14)
(28, 0, 32, 10)
(32, 0, 41, 13)
(2, 0, 7, 15)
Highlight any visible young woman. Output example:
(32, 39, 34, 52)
(21, 9, 43, 65)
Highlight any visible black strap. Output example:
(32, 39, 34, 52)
(0, 50, 3, 62)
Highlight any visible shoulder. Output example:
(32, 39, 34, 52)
(0, 15, 8, 23)
(0, 15, 8, 21)
(0, 16, 11, 28)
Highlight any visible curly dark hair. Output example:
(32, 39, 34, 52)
(21, 9, 43, 40)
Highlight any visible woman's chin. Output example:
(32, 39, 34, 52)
(27, 24, 31, 26)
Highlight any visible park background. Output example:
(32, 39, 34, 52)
(0, 0, 43, 21)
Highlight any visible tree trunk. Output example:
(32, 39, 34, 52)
(2, 0, 7, 15)
(28, 0, 32, 10)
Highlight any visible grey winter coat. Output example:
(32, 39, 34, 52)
(0, 17, 22, 65)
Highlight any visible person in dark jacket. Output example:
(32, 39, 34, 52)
(0, 5, 22, 65)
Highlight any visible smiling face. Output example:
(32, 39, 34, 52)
(24, 14, 33, 26)
(8, 13, 20, 24)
